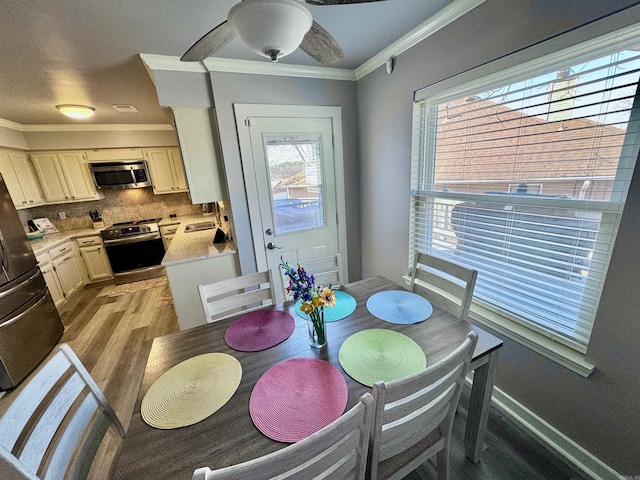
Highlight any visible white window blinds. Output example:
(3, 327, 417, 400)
(410, 38, 640, 350)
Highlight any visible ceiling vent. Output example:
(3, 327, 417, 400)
(112, 104, 138, 113)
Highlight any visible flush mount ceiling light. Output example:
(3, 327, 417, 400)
(56, 104, 96, 119)
(181, 0, 388, 65)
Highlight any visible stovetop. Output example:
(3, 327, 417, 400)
(101, 218, 162, 239)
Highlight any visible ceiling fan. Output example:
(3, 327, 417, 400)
(181, 0, 387, 65)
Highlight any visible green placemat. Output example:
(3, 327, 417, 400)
(338, 329, 427, 387)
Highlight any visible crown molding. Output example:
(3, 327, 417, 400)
(140, 53, 356, 81)
(354, 0, 487, 80)
(0, 121, 174, 133)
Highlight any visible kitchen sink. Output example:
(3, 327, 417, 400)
(184, 221, 216, 232)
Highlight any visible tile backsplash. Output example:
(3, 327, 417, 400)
(21, 188, 208, 231)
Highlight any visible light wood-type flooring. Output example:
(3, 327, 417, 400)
(1, 278, 588, 480)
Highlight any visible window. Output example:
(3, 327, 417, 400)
(410, 28, 640, 355)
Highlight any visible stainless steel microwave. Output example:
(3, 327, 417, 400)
(89, 161, 152, 190)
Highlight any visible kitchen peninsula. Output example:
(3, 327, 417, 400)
(161, 215, 239, 330)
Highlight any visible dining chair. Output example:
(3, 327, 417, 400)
(0, 343, 125, 480)
(410, 252, 478, 320)
(367, 331, 478, 480)
(199, 270, 277, 323)
(281, 253, 344, 300)
(193, 392, 374, 480)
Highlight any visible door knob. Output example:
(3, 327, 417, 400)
(265, 228, 273, 236)
(267, 242, 282, 250)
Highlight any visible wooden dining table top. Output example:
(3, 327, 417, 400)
(113, 275, 503, 480)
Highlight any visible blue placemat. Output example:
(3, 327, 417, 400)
(295, 290, 357, 323)
(366, 290, 433, 324)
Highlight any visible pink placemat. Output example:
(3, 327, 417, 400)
(249, 358, 348, 443)
(225, 310, 295, 352)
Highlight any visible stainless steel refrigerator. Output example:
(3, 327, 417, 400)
(0, 176, 64, 390)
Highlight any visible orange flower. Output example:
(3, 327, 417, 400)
(321, 288, 336, 307)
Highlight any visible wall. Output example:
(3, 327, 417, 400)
(357, 0, 640, 474)
(0, 125, 28, 150)
(152, 70, 361, 281)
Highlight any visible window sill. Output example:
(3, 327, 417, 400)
(402, 275, 595, 377)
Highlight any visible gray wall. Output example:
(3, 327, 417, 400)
(356, 0, 640, 474)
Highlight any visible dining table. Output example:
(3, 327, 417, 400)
(113, 276, 503, 479)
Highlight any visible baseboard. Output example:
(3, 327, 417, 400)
(479, 380, 625, 480)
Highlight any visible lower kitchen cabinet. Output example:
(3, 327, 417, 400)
(160, 223, 179, 250)
(52, 253, 84, 299)
(76, 236, 113, 282)
(39, 261, 65, 309)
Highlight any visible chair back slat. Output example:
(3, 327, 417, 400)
(0, 344, 125, 480)
(19, 373, 86, 471)
(199, 270, 277, 323)
(368, 332, 478, 480)
(0, 353, 71, 452)
(411, 252, 477, 320)
(280, 254, 344, 301)
(193, 393, 373, 480)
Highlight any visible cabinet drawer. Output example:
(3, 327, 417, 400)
(161, 225, 179, 235)
(76, 235, 102, 247)
(35, 252, 51, 266)
(49, 241, 73, 260)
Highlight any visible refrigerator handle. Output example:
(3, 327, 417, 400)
(0, 269, 40, 299)
(0, 290, 47, 328)
(1, 265, 9, 283)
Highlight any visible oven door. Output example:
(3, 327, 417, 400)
(103, 234, 165, 274)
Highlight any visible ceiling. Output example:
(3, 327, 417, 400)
(0, 0, 452, 127)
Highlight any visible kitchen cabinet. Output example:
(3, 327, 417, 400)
(85, 148, 145, 163)
(49, 241, 85, 300)
(160, 223, 179, 250)
(30, 151, 100, 203)
(0, 149, 44, 209)
(172, 108, 227, 203)
(38, 256, 65, 309)
(145, 147, 188, 194)
(76, 236, 113, 282)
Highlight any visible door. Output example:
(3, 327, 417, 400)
(246, 115, 340, 301)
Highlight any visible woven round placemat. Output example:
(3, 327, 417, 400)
(295, 290, 357, 322)
(338, 329, 426, 386)
(225, 310, 295, 351)
(141, 353, 242, 429)
(249, 358, 348, 443)
(366, 290, 433, 324)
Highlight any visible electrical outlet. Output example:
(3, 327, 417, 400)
(58, 212, 66, 220)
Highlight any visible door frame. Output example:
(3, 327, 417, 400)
(234, 104, 348, 284)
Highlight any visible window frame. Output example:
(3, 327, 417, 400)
(410, 23, 640, 377)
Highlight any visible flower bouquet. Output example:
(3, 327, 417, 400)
(280, 258, 336, 348)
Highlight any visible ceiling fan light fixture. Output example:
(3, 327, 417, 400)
(56, 104, 95, 119)
(228, 0, 312, 62)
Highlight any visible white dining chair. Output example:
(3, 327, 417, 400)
(0, 343, 125, 480)
(193, 392, 374, 480)
(198, 270, 277, 323)
(410, 252, 478, 320)
(280, 253, 344, 300)
(367, 331, 478, 480)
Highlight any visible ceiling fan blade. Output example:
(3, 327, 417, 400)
(181, 21, 237, 62)
(305, 0, 388, 5)
(299, 21, 344, 65)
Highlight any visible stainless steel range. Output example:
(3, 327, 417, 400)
(100, 218, 165, 284)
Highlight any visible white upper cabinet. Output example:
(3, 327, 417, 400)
(0, 149, 44, 208)
(31, 151, 100, 203)
(172, 108, 226, 203)
(145, 147, 188, 194)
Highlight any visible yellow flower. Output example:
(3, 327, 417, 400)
(300, 301, 314, 314)
(312, 296, 324, 308)
(321, 288, 336, 307)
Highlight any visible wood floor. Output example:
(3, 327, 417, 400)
(1, 278, 588, 480)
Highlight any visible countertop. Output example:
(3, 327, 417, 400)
(29, 228, 102, 255)
(161, 214, 237, 267)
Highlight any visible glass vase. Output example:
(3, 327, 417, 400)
(308, 307, 327, 348)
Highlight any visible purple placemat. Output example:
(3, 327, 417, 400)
(366, 290, 433, 324)
(249, 358, 348, 443)
(224, 310, 295, 352)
